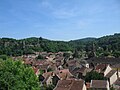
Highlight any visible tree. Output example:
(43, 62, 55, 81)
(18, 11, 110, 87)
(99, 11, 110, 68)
(41, 84, 55, 90)
(110, 87, 115, 90)
(0, 59, 40, 90)
(113, 51, 120, 58)
(0, 55, 8, 60)
(73, 49, 80, 58)
(63, 52, 71, 58)
(101, 51, 111, 57)
(85, 71, 106, 82)
(36, 54, 45, 60)
(47, 68, 53, 72)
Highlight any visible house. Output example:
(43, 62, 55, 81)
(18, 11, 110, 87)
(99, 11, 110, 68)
(95, 64, 112, 76)
(55, 52, 64, 58)
(112, 64, 120, 70)
(48, 53, 56, 59)
(23, 57, 34, 65)
(42, 69, 73, 86)
(46, 53, 56, 61)
(54, 79, 86, 90)
(32, 60, 45, 66)
(52, 74, 61, 86)
(105, 70, 118, 86)
(39, 52, 48, 58)
(67, 60, 80, 71)
(26, 54, 37, 59)
(87, 57, 120, 65)
(80, 60, 90, 68)
(33, 60, 49, 73)
(55, 57, 64, 67)
(58, 65, 63, 70)
(90, 80, 110, 90)
(112, 64, 120, 77)
(54, 69, 73, 80)
(43, 72, 60, 86)
(42, 72, 53, 85)
(71, 66, 92, 79)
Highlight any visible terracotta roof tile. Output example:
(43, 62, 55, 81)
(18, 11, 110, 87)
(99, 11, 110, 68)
(55, 69, 73, 80)
(70, 80, 84, 90)
(43, 72, 53, 78)
(95, 64, 108, 71)
(54, 79, 85, 90)
(91, 80, 108, 88)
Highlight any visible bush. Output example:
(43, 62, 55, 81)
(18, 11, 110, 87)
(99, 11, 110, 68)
(85, 71, 106, 82)
(0, 59, 40, 90)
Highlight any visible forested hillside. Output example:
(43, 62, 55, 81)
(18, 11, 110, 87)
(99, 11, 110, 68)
(0, 33, 120, 57)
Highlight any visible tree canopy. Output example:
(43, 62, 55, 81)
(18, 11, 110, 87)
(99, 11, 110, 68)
(0, 59, 40, 90)
(0, 33, 120, 58)
(85, 71, 106, 82)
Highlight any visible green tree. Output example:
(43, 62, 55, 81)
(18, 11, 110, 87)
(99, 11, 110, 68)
(85, 71, 106, 82)
(41, 84, 55, 90)
(63, 52, 71, 58)
(113, 51, 120, 58)
(102, 51, 111, 57)
(36, 54, 45, 60)
(0, 59, 40, 90)
(0, 55, 9, 60)
(73, 49, 80, 58)
(110, 87, 115, 90)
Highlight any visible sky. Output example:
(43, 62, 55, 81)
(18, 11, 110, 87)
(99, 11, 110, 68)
(0, 0, 120, 41)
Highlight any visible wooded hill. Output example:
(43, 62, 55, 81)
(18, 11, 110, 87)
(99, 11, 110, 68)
(0, 33, 120, 58)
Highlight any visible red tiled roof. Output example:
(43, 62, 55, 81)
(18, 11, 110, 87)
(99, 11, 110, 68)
(33, 60, 45, 66)
(55, 69, 73, 80)
(23, 58, 34, 65)
(91, 80, 108, 88)
(70, 80, 84, 90)
(67, 60, 77, 66)
(95, 64, 108, 71)
(54, 79, 84, 90)
(43, 72, 53, 79)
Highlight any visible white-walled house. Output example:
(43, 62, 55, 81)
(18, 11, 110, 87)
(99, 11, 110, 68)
(104, 65, 112, 76)
(105, 70, 118, 86)
(95, 64, 112, 76)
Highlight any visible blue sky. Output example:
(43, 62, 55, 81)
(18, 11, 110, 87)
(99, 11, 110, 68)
(0, 0, 120, 41)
